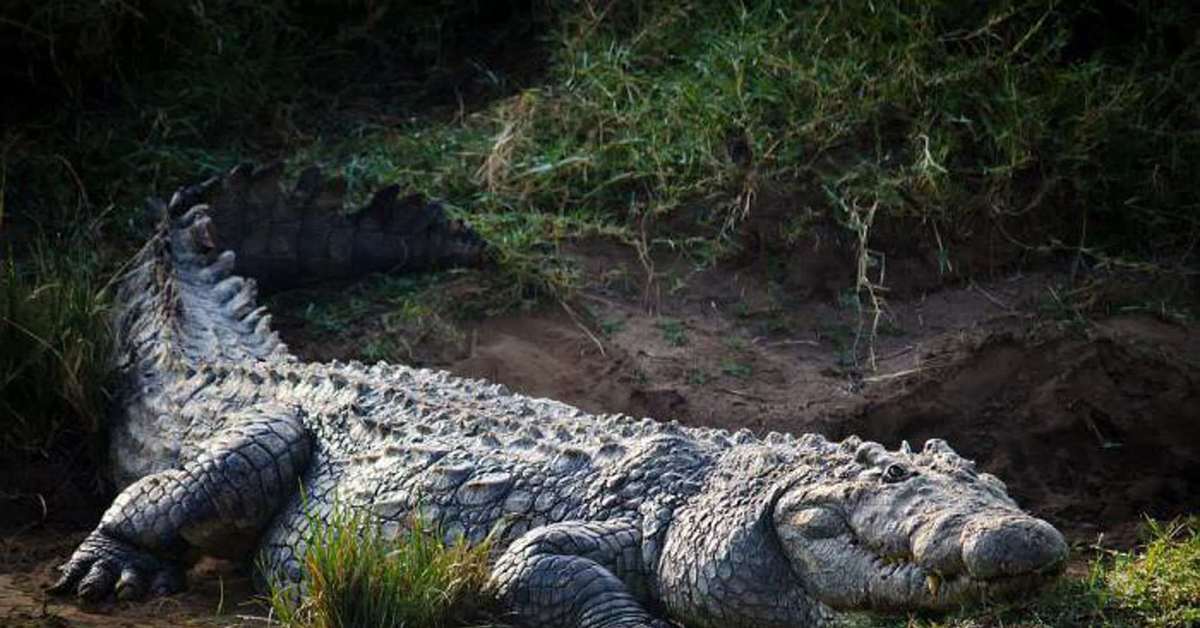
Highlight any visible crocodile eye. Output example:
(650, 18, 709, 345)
(883, 464, 910, 483)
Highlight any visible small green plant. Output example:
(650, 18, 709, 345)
(299, 300, 368, 335)
(722, 336, 747, 352)
(361, 337, 410, 364)
(267, 505, 495, 628)
(1038, 284, 1092, 331)
(657, 318, 688, 346)
(600, 318, 626, 337)
(817, 322, 857, 368)
(719, 359, 752, 379)
(761, 315, 792, 336)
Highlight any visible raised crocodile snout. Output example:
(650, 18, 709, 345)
(961, 515, 1067, 579)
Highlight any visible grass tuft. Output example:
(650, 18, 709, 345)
(0, 240, 112, 458)
(1104, 517, 1200, 627)
(267, 505, 495, 628)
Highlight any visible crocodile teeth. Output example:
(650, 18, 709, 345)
(926, 573, 942, 598)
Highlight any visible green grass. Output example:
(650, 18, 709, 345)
(267, 505, 496, 628)
(657, 318, 688, 346)
(478, 1, 1199, 258)
(719, 358, 752, 379)
(0, 240, 113, 458)
(1104, 518, 1200, 627)
(599, 317, 625, 337)
(265, 0, 1200, 308)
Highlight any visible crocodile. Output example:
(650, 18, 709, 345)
(50, 164, 1068, 628)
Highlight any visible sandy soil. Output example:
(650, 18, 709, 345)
(0, 529, 264, 627)
(3, 237, 1197, 625)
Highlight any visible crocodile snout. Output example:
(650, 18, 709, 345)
(961, 515, 1067, 579)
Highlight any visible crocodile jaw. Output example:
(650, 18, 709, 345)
(776, 522, 1065, 612)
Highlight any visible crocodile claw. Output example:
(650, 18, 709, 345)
(115, 567, 146, 601)
(48, 531, 183, 601)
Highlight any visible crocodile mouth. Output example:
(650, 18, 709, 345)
(853, 529, 1068, 612)
(864, 547, 1066, 610)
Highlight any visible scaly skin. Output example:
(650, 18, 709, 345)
(51, 165, 1068, 627)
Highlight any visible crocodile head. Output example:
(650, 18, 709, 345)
(773, 436, 1067, 612)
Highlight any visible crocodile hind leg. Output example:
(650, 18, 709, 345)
(489, 520, 669, 628)
(49, 407, 310, 601)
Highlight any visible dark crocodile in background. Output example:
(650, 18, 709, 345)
(49, 165, 1068, 627)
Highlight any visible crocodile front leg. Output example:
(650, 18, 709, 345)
(49, 406, 309, 601)
(488, 519, 669, 628)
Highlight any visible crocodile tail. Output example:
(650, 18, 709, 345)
(109, 180, 302, 486)
(115, 163, 488, 370)
(113, 198, 292, 382)
(165, 162, 489, 290)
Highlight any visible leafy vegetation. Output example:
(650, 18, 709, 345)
(719, 358, 753, 379)
(267, 505, 495, 628)
(472, 1, 1199, 260)
(657, 318, 688, 346)
(1104, 518, 1200, 628)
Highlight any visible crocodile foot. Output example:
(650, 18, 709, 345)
(47, 531, 184, 602)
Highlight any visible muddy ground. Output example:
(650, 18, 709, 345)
(3, 239, 1198, 625)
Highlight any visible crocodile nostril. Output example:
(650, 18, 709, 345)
(962, 516, 1068, 579)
